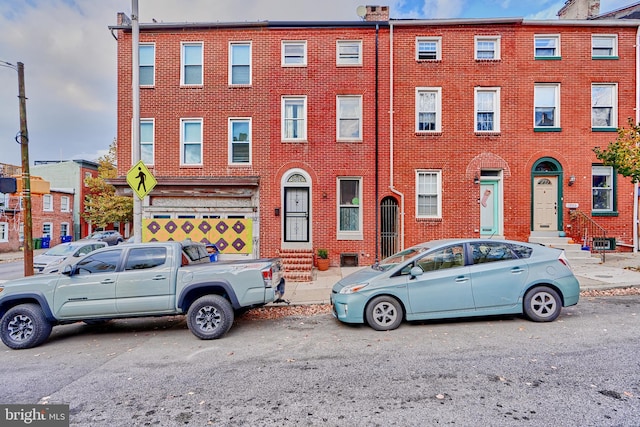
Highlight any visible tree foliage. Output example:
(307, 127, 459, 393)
(593, 118, 640, 183)
(82, 140, 133, 227)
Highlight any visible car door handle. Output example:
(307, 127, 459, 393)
(511, 267, 525, 274)
(152, 275, 166, 280)
(100, 279, 115, 284)
(455, 276, 469, 283)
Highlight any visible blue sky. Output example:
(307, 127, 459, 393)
(0, 0, 635, 167)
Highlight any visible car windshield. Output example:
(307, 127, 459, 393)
(43, 245, 77, 256)
(374, 246, 429, 271)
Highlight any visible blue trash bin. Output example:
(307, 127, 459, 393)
(41, 236, 51, 249)
(61, 235, 72, 243)
(206, 244, 219, 262)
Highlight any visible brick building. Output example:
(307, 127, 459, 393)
(0, 164, 74, 252)
(109, 4, 639, 277)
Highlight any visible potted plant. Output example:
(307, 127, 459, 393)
(316, 248, 330, 271)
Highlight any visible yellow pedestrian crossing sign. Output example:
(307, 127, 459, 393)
(126, 160, 157, 199)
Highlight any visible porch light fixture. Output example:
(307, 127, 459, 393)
(568, 175, 576, 186)
(473, 174, 480, 185)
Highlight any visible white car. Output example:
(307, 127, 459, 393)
(33, 241, 108, 274)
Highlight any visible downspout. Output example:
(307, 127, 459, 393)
(388, 22, 405, 251)
(375, 23, 380, 262)
(634, 26, 640, 253)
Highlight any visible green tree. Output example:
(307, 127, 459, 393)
(82, 140, 133, 227)
(593, 118, 640, 183)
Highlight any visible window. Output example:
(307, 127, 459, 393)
(475, 36, 500, 60)
(416, 87, 442, 132)
(60, 222, 69, 237)
(140, 119, 155, 164)
(417, 245, 465, 272)
(42, 222, 52, 238)
(84, 172, 92, 187)
(338, 178, 362, 239)
(416, 37, 441, 61)
(77, 250, 121, 274)
(475, 88, 500, 132)
(19, 222, 23, 242)
(592, 84, 617, 129)
(43, 194, 53, 212)
(229, 118, 251, 164)
(229, 42, 251, 85)
(282, 96, 307, 141)
(592, 166, 614, 212)
(470, 242, 516, 264)
(181, 42, 203, 85)
(0, 193, 9, 208)
(336, 40, 362, 66)
(0, 222, 7, 242)
(282, 41, 307, 66)
(416, 171, 442, 218)
(139, 43, 155, 86)
(60, 196, 70, 212)
(181, 119, 202, 165)
(592, 35, 617, 58)
(337, 96, 362, 141)
(534, 84, 560, 129)
(125, 247, 167, 270)
(534, 35, 560, 58)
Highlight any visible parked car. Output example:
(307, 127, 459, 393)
(84, 230, 124, 246)
(331, 239, 580, 331)
(33, 240, 108, 274)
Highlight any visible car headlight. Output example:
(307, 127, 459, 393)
(339, 283, 369, 294)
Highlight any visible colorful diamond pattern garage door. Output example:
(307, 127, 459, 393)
(142, 219, 252, 254)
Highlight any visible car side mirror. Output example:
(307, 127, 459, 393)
(409, 266, 424, 279)
(61, 264, 74, 276)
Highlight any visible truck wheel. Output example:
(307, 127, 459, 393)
(186, 295, 234, 340)
(0, 304, 52, 349)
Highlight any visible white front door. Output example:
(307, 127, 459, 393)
(533, 176, 558, 231)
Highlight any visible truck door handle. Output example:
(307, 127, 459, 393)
(152, 275, 166, 280)
(100, 279, 115, 284)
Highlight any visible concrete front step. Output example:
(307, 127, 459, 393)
(528, 235, 600, 262)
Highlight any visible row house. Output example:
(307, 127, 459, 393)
(0, 166, 74, 252)
(109, 5, 639, 277)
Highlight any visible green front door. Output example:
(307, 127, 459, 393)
(480, 181, 499, 236)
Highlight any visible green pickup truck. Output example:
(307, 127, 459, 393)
(0, 240, 285, 349)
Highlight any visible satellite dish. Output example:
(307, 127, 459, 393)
(356, 5, 367, 18)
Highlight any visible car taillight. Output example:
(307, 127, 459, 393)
(262, 267, 273, 286)
(558, 254, 572, 270)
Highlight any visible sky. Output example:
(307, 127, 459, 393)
(0, 0, 634, 168)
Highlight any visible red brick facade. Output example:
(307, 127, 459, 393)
(111, 14, 638, 265)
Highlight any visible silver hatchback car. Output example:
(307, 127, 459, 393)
(34, 240, 108, 274)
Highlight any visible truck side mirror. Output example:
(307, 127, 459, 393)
(61, 264, 74, 276)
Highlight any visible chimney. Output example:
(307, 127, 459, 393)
(558, 0, 600, 19)
(364, 5, 389, 21)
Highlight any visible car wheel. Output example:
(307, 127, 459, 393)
(0, 304, 52, 349)
(365, 296, 403, 331)
(524, 286, 561, 322)
(186, 295, 234, 340)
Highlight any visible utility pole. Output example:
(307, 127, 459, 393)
(17, 62, 34, 276)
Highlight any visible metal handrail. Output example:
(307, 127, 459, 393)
(568, 209, 607, 262)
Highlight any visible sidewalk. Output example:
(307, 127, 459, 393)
(3, 250, 640, 305)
